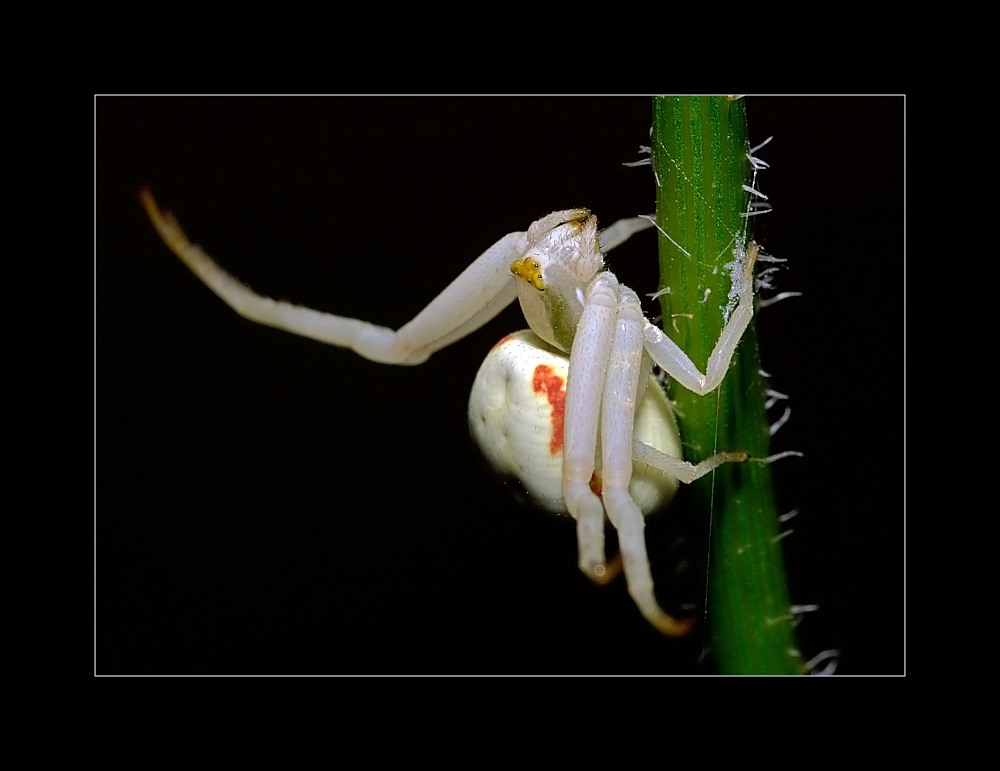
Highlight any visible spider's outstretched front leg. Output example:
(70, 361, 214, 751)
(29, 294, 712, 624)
(140, 188, 526, 365)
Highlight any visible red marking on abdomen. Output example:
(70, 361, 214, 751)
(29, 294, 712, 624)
(532, 364, 566, 455)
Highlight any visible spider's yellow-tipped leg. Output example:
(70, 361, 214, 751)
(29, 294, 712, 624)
(139, 187, 524, 366)
(139, 186, 191, 255)
(605, 488, 694, 637)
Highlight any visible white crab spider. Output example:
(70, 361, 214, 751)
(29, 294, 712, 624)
(140, 192, 755, 635)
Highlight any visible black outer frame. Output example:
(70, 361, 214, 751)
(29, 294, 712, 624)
(97, 97, 903, 675)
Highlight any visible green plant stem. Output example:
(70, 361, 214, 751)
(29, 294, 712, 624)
(652, 96, 801, 674)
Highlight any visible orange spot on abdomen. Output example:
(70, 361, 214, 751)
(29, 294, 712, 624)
(532, 364, 566, 455)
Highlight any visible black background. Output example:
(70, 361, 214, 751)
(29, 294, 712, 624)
(98, 97, 903, 674)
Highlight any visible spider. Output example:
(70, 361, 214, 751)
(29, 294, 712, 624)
(140, 191, 755, 635)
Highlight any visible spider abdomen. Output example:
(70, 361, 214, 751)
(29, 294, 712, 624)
(468, 330, 681, 517)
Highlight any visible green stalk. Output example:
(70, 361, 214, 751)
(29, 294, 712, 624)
(652, 96, 801, 674)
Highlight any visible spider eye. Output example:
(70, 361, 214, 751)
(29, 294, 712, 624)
(510, 258, 546, 291)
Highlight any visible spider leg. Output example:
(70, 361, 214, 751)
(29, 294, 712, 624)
(601, 285, 693, 637)
(641, 242, 758, 395)
(140, 187, 523, 365)
(562, 272, 619, 578)
(632, 442, 748, 484)
(597, 216, 654, 253)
